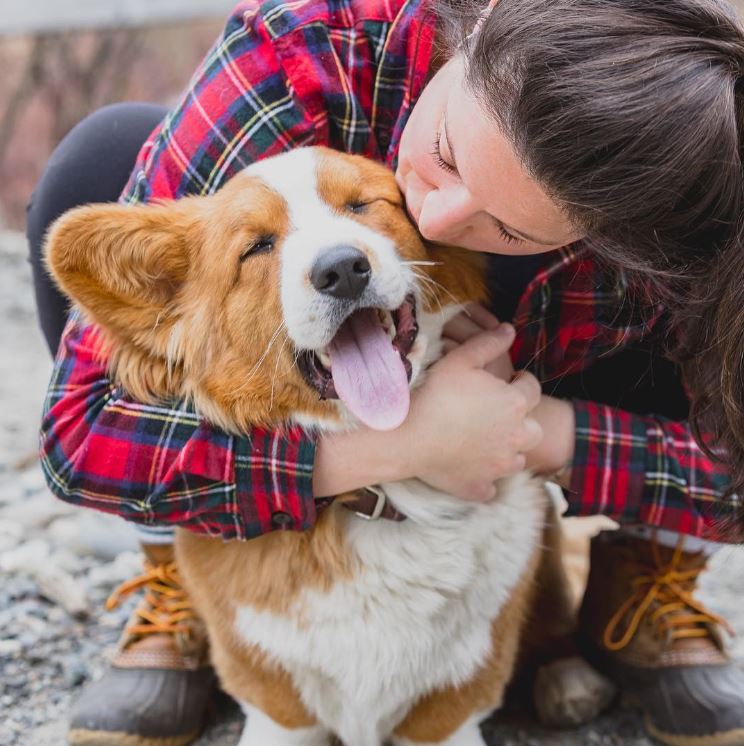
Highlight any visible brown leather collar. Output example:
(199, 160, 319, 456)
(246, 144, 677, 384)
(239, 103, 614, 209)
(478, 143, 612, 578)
(316, 487, 407, 522)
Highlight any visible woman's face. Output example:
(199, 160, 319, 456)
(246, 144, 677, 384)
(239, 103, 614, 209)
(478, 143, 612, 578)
(396, 56, 584, 255)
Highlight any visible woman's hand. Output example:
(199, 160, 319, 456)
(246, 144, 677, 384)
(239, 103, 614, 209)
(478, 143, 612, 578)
(443, 304, 575, 480)
(398, 324, 543, 502)
(313, 306, 571, 501)
(443, 304, 515, 380)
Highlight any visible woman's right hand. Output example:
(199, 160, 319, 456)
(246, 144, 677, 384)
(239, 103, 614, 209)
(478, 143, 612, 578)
(397, 324, 543, 502)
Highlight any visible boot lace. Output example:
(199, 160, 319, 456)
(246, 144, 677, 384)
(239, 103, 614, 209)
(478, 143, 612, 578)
(105, 561, 195, 637)
(603, 538, 733, 652)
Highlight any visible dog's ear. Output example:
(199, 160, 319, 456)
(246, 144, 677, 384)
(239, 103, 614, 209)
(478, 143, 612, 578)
(45, 199, 202, 354)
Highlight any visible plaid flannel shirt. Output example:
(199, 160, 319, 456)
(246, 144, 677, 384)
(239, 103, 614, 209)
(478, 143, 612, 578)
(40, 0, 738, 542)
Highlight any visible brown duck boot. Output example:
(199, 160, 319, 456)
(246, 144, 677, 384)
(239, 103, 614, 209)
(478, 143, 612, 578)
(68, 544, 215, 746)
(579, 531, 744, 746)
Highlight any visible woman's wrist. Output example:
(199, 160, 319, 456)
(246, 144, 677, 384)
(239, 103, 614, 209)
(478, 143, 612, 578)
(525, 395, 575, 477)
(312, 426, 411, 498)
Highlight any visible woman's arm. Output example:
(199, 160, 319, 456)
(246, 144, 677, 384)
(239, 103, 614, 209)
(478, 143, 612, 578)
(40, 311, 317, 540)
(42, 314, 543, 540)
(444, 305, 738, 542)
(565, 399, 736, 542)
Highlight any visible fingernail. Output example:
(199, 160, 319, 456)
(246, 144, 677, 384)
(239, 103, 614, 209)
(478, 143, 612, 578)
(496, 323, 514, 338)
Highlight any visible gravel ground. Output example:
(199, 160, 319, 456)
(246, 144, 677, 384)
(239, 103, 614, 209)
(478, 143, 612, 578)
(1, 228, 743, 746)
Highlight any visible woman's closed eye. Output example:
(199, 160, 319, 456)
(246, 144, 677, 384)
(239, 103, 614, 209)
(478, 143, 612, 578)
(494, 219, 523, 246)
(431, 131, 458, 177)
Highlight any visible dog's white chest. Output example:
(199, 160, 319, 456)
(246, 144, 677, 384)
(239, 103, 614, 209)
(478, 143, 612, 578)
(233, 474, 544, 746)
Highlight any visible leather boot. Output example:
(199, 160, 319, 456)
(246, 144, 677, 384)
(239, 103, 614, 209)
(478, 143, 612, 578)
(580, 531, 744, 746)
(68, 544, 215, 746)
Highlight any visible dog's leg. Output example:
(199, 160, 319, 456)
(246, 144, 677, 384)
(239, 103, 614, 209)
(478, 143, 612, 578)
(238, 702, 332, 746)
(391, 714, 487, 746)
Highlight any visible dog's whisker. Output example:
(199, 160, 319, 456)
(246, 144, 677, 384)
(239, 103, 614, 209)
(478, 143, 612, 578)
(413, 271, 446, 314)
(269, 332, 293, 411)
(414, 270, 460, 308)
(240, 321, 286, 389)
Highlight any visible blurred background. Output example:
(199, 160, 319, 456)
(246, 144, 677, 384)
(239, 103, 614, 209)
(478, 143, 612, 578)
(0, 1, 231, 475)
(1, 2, 744, 745)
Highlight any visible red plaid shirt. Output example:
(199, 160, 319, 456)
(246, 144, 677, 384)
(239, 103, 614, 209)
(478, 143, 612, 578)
(40, 0, 736, 541)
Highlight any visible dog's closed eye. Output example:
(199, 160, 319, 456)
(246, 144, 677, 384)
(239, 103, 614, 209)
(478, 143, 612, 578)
(240, 235, 276, 262)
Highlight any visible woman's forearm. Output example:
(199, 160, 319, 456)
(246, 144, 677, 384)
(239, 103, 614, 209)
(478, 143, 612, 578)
(313, 427, 410, 497)
(525, 395, 575, 485)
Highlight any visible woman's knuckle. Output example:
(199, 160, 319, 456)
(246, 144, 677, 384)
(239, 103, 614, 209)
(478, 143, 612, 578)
(510, 392, 528, 416)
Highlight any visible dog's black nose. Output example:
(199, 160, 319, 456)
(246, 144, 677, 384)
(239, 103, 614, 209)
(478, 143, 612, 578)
(310, 246, 371, 300)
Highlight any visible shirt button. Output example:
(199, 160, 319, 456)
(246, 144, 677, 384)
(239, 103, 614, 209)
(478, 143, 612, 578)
(271, 511, 292, 528)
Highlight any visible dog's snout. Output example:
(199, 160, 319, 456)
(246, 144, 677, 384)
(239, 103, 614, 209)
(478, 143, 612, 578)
(310, 245, 371, 300)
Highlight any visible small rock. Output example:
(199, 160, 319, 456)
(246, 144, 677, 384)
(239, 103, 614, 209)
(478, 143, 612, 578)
(48, 512, 139, 560)
(17, 465, 49, 497)
(0, 638, 23, 656)
(49, 547, 85, 574)
(34, 564, 89, 618)
(0, 518, 23, 552)
(63, 656, 89, 687)
(0, 492, 74, 530)
(0, 538, 50, 573)
(86, 551, 142, 589)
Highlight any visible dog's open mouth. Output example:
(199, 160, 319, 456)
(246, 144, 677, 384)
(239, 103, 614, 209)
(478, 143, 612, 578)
(297, 294, 418, 430)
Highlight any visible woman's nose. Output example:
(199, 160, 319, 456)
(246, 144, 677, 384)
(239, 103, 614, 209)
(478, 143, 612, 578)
(416, 185, 475, 241)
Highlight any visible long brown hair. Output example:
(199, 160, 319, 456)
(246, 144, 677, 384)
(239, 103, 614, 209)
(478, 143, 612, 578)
(439, 0, 744, 507)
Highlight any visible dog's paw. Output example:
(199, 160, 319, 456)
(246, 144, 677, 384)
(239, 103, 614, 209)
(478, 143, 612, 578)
(533, 656, 616, 727)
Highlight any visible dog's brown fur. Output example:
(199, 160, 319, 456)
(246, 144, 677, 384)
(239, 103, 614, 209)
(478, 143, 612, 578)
(46, 148, 575, 743)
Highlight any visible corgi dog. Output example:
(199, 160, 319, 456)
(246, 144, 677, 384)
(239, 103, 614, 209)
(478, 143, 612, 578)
(46, 147, 607, 746)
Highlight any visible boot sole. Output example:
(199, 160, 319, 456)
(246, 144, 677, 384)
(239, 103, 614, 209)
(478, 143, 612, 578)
(645, 717, 744, 746)
(68, 728, 199, 746)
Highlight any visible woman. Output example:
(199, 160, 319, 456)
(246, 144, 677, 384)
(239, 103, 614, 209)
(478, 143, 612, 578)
(29, 0, 744, 744)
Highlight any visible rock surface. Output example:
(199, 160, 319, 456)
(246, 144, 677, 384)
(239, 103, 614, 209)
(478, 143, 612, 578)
(1, 228, 743, 746)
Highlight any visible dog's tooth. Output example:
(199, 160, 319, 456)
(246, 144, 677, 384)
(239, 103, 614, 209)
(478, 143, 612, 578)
(319, 351, 332, 369)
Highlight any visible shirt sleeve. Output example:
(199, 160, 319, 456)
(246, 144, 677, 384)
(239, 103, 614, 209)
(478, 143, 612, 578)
(40, 310, 317, 540)
(39, 2, 324, 540)
(567, 399, 739, 543)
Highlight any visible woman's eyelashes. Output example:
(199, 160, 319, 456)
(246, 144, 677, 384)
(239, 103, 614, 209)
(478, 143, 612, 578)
(431, 131, 457, 176)
(496, 223, 522, 245)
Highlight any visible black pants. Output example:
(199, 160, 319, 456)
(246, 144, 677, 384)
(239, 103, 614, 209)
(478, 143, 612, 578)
(27, 102, 167, 357)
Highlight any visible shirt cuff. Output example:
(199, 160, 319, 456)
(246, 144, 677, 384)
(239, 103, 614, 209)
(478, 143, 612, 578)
(234, 426, 317, 539)
(565, 399, 647, 523)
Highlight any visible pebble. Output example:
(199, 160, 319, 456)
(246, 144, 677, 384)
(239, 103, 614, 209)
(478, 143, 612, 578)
(0, 538, 50, 573)
(0, 491, 75, 530)
(86, 551, 143, 589)
(62, 657, 89, 688)
(34, 564, 89, 619)
(49, 512, 139, 561)
(0, 639, 23, 656)
(0, 518, 23, 552)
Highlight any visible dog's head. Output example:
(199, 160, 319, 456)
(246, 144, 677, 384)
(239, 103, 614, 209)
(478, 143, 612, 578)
(46, 147, 484, 433)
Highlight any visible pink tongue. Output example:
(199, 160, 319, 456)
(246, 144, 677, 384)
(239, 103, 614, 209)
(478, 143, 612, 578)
(328, 309, 410, 431)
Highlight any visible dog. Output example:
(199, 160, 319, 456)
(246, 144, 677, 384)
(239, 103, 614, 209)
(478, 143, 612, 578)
(46, 146, 611, 746)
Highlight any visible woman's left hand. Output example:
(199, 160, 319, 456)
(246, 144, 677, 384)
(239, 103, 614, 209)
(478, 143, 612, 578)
(443, 304, 575, 480)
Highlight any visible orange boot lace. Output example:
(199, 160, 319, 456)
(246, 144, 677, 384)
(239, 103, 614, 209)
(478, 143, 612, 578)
(105, 560, 196, 637)
(602, 537, 733, 652)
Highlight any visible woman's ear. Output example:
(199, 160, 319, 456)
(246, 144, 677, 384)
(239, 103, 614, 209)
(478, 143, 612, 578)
(44, 199, 202, 355)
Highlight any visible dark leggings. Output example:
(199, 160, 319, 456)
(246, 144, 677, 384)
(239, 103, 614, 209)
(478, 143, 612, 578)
(27, 102, 167, 357)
